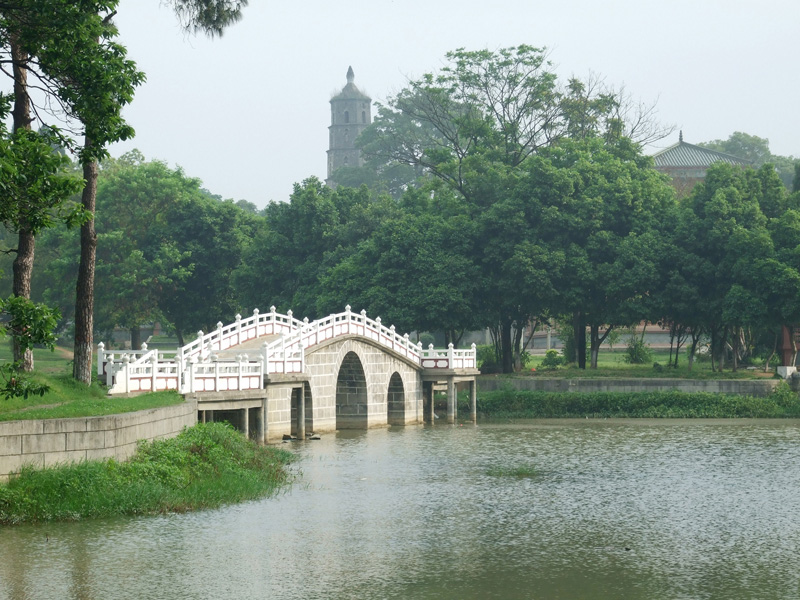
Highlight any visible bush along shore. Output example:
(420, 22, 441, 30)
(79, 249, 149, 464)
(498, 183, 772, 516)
(0, 423, 294, 525)
(464, 384, 800, 419)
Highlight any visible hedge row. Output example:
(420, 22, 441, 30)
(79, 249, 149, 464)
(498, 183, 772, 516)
(463, 385, 800, 419)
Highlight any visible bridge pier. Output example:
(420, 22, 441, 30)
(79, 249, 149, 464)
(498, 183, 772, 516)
(297, 384, 306, 439)
(446, 377, 456, 424)
(470, 379, 477, 423)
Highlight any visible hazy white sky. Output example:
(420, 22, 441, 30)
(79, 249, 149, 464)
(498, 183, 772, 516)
(111, 0, 799, 207)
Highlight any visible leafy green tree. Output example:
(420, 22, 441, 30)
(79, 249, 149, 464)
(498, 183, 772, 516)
(235, 178, 392, 320)
(39, 155, 256, 348)
(518, 137, 675, 368)
(355, 46, 673, 372)
(699, 131, 798, 190)
(667, 162, 794, 370)
(0, 295, 58, 399)
(317, 185, 483, 344)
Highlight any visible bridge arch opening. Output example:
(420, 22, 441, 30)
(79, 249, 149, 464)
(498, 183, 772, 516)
(387, 372, 405, 425)
(336, 351, 368, 429)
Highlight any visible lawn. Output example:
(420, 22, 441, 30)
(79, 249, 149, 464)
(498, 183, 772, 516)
(522, 348, 778, 380)
(0, 343, 185, 421)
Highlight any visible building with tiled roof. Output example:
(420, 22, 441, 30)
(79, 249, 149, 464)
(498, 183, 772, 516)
(652, 132, 751, 196)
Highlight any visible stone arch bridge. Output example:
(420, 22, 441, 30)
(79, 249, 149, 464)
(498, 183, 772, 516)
(99, 307, 478, 442)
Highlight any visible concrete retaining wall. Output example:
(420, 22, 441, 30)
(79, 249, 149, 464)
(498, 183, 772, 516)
(0, 401, 197, 481)
(478, 377, 780, 397)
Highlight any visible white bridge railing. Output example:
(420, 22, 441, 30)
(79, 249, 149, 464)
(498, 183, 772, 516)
(99, 305, 476, 395)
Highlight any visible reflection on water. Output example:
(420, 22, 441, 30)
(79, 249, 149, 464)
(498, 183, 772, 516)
(2, 420, 800, 599)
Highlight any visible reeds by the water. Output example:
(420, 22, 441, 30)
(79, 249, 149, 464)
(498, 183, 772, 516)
(0, 422, 294, 524)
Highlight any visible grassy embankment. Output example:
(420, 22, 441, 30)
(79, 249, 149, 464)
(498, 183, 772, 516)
(465, 386, 800, 419)
(0, 422, 294, 524)
(521, 348, 778, 379)
(462, 349, 799, 419)
(0, 344, 183, 421)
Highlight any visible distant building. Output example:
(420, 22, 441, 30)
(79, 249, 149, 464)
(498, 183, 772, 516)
(652, 131, 751, 197)
(326, 66, 372, 187)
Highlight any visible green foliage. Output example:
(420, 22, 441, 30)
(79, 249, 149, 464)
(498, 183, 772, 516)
(699, 131, 797, 190)
(477, 344, 500, 373)
(539, 349, 564, 369)
(0, 422, 294, 524)
(0, 127, 85, 234)
(0, 296, 59, 399)
(38, 154, 259, 343)
(167, 0, 249, 37)
(623, 336, 653, 364)
(475, 388, 800, 419)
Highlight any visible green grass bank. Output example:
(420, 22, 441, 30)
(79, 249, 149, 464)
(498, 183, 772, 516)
(0, 422, 294, 524)
(462, 385, 800, 419)
(0, 344, 183, 421)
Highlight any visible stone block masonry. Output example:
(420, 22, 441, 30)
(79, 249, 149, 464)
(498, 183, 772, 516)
(0, 401, 197, 482)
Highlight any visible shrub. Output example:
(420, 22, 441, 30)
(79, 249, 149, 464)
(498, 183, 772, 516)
(623, 337, 652, 364)
(539, 349, 564, 369)
(477, 344, 500, 373)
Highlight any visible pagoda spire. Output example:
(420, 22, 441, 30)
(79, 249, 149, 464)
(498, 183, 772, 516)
(346, 66, 354, 83)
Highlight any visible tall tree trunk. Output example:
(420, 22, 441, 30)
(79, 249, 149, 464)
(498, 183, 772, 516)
(500, 318, 513, 373)
(688, 331, 700, 372)
(589, 324, 612, 369)
(10, 34, 34, 371)
(574, 311, 587, 369)
(73, 155, 98, 384)
(130, 326, 141, 351)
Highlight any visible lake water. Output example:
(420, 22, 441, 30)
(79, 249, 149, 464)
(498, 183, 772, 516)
(1, 419, 799, 599)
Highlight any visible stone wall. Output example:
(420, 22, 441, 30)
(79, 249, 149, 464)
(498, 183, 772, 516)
(0, 401, 197, 481)
(478, 377, 779, 397)
(305, 336, 423, 430)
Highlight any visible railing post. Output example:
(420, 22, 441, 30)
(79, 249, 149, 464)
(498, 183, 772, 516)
(140, 341, 147, 353)
(270, 305, 277, 334)
(106, 357, 115, 387)
(176, 346, 184, 392)
(287, 310, 294, 332)
(375, 316, 381, 341)
(197, 330, 204, 360)
(448, 343, 454, 369)
(122, 355, 131, 394)
(97, 342, 105, 380)
(262, 341, 269, 375)
(239, 354, 247, 390)
(345, 305, 352, 335)
(235, 313, 242, 345)
(216, 321, 223, 349)
(390, 325, 396, 350)
(188, 356, 197, 393)
(150, 351, 158, 392)
(471, 343, 477, 368)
